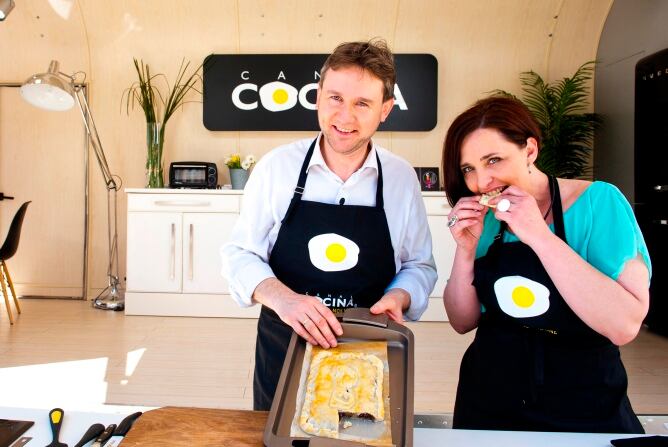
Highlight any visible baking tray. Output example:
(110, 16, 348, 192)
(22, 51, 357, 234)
(264, 307, 414, 447)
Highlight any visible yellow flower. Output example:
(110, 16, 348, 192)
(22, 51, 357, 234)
(226, 153, 256, 170)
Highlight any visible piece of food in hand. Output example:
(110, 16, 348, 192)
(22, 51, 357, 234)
(479, 188, 504, 207)
(299, 351, 384, 438)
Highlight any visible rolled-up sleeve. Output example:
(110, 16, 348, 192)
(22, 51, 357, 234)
(385, 181, 437, 321)
(220, 159, 277, 307)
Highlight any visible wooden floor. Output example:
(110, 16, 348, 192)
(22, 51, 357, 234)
(1, 299, 667, 415)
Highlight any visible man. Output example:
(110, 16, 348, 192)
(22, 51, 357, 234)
(221, 40, 437, 410)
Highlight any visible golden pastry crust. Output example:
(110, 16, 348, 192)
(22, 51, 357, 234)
(479, 190, 502, 207)
(299, 350, 384, 438)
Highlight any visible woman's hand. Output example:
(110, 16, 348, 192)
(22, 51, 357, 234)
(489, 186, 552, 246)
(448, 196, 486, 252)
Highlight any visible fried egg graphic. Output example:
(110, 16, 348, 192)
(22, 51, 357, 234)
(494, 275, 550, 318)
(308, 233, 360, 272)
(258, 81, 298, 112)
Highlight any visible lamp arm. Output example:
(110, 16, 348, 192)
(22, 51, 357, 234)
(73, 87, 119, 191)
(71, 84, 122, 303)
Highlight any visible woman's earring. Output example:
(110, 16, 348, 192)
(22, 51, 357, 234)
(528, 163, 532, 174)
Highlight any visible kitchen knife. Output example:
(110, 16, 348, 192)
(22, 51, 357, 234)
(72, 423, 104, 447)
(45, 408, 67, 447)
(90, 424, 115, 447)
(100, 412, 142, 447)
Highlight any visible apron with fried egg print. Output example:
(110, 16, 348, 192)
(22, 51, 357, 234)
(453, 176, 644, 433)
(252, 138, 396, 410)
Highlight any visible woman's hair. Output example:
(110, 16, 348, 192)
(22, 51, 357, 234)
(442, 96, 542, 206)
(319, 39, 396, 102)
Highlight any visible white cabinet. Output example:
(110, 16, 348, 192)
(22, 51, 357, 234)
(182, 213, 237, 294)
(125, 189, 258, 318)
(421, 194, 455, 321)
(124, 189, 455, 321)
(126, 212, 182, 293)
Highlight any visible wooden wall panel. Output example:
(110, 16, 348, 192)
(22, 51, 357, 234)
(0, 0, 612, 297)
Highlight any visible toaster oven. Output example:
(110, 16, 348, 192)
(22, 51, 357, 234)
(169, 161, 218, 189)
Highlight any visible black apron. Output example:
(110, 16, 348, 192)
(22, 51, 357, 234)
(453, 176, 644, 433)
(253, 138, 396, 410)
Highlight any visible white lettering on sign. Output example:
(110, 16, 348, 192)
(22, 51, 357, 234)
(231, 83, 258, 110)
(394, 84, 408, 110)
(231, 79, 405, 113)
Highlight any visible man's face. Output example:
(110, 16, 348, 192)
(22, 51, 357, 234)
(316, 66, 394, 157)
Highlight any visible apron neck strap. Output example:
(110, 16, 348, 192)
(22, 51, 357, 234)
(282, 138, 384, 223)
(549, 176, 566, 241)
(492, 176, 566, 244)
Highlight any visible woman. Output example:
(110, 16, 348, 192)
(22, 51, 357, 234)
(442, 96, 651, 433)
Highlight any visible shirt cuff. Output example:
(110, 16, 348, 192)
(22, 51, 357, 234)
(232, 262, 276, 307)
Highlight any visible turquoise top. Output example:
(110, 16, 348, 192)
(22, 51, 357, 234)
(475, 181, 652, 280)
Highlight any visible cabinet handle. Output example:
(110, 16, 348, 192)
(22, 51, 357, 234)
(170, 223, 175, 280)
(154, 200, 211, 207)
(188, 223, 194, 280)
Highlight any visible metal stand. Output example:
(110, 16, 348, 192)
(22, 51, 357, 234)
(74, 85, 125, 311)
(92, 186, 123, 311)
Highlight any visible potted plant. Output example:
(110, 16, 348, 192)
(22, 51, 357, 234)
(225, 154, 256, 189)
(493, 61, 602, 178)
(122, 58, 202, 187)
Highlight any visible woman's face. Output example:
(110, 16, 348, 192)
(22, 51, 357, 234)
(459, 127, 537, 195)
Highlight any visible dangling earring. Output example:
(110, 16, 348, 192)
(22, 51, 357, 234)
(527, 163, 532, 174)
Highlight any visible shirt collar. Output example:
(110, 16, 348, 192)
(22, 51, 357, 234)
(307, 133, 379, 174)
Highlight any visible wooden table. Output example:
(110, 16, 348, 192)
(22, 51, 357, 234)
(119, 407, 654, 447)
(121, 407, 268, 446)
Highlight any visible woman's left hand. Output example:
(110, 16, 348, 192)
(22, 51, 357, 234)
(489, 185, 553, 246)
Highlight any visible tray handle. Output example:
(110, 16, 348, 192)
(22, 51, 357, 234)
(342, 308, 388, 328)
(291, 438, 369, 447)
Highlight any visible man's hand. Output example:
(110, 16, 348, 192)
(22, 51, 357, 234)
(370, 288, 411, 323)
(253, 278, 343, 348)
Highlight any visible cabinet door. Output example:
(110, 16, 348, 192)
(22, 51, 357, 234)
(182, 213, 238, 294)
(126, 212, 182, 292)
(428, 215, 457, 298)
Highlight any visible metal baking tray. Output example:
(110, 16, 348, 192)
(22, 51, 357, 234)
(264, 307, 414, 447)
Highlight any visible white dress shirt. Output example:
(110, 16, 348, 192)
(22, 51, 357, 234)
(220, 134, 437, 321)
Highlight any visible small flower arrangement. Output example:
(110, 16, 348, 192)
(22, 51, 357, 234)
(225, 154, 256, 170)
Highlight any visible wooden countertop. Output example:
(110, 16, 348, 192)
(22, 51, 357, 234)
(121, 407, 268, 446)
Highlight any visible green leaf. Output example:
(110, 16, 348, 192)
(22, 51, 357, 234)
(493, 60, 602, 178)
(121, 58, 203, 126)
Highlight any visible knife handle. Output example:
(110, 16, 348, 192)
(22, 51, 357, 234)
(93, 423, 116, 446)
(48, 408, 65, 443)
(73, 423, 105, 447)
(112, 411, 142, 436)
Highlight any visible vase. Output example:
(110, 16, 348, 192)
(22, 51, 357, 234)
(146, 122, 165, 188)
(229, 168, 249, 190)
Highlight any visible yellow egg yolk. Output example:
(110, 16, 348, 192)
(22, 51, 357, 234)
(272, 89, 289, 104)
(512, 286, 535, 308)
(325, 243, 346, 263)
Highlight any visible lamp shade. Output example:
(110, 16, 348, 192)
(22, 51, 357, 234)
(0, 0, 15, 21)
(20, 61, 76, 112)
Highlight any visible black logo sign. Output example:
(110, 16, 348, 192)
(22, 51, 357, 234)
(203, 54, 437, 131)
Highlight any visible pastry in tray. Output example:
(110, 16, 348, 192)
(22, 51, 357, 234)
(299, 350, 385, 438)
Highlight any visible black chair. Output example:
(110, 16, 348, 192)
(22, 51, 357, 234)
(0, 201, 30, 325)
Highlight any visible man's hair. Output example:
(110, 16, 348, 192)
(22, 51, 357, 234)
(442, 96, 542, 206)
(319, 39, 396, 102)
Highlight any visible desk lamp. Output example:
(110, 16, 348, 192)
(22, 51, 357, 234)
(20, 60, 123, 310)
(0, 0, 15, 21)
